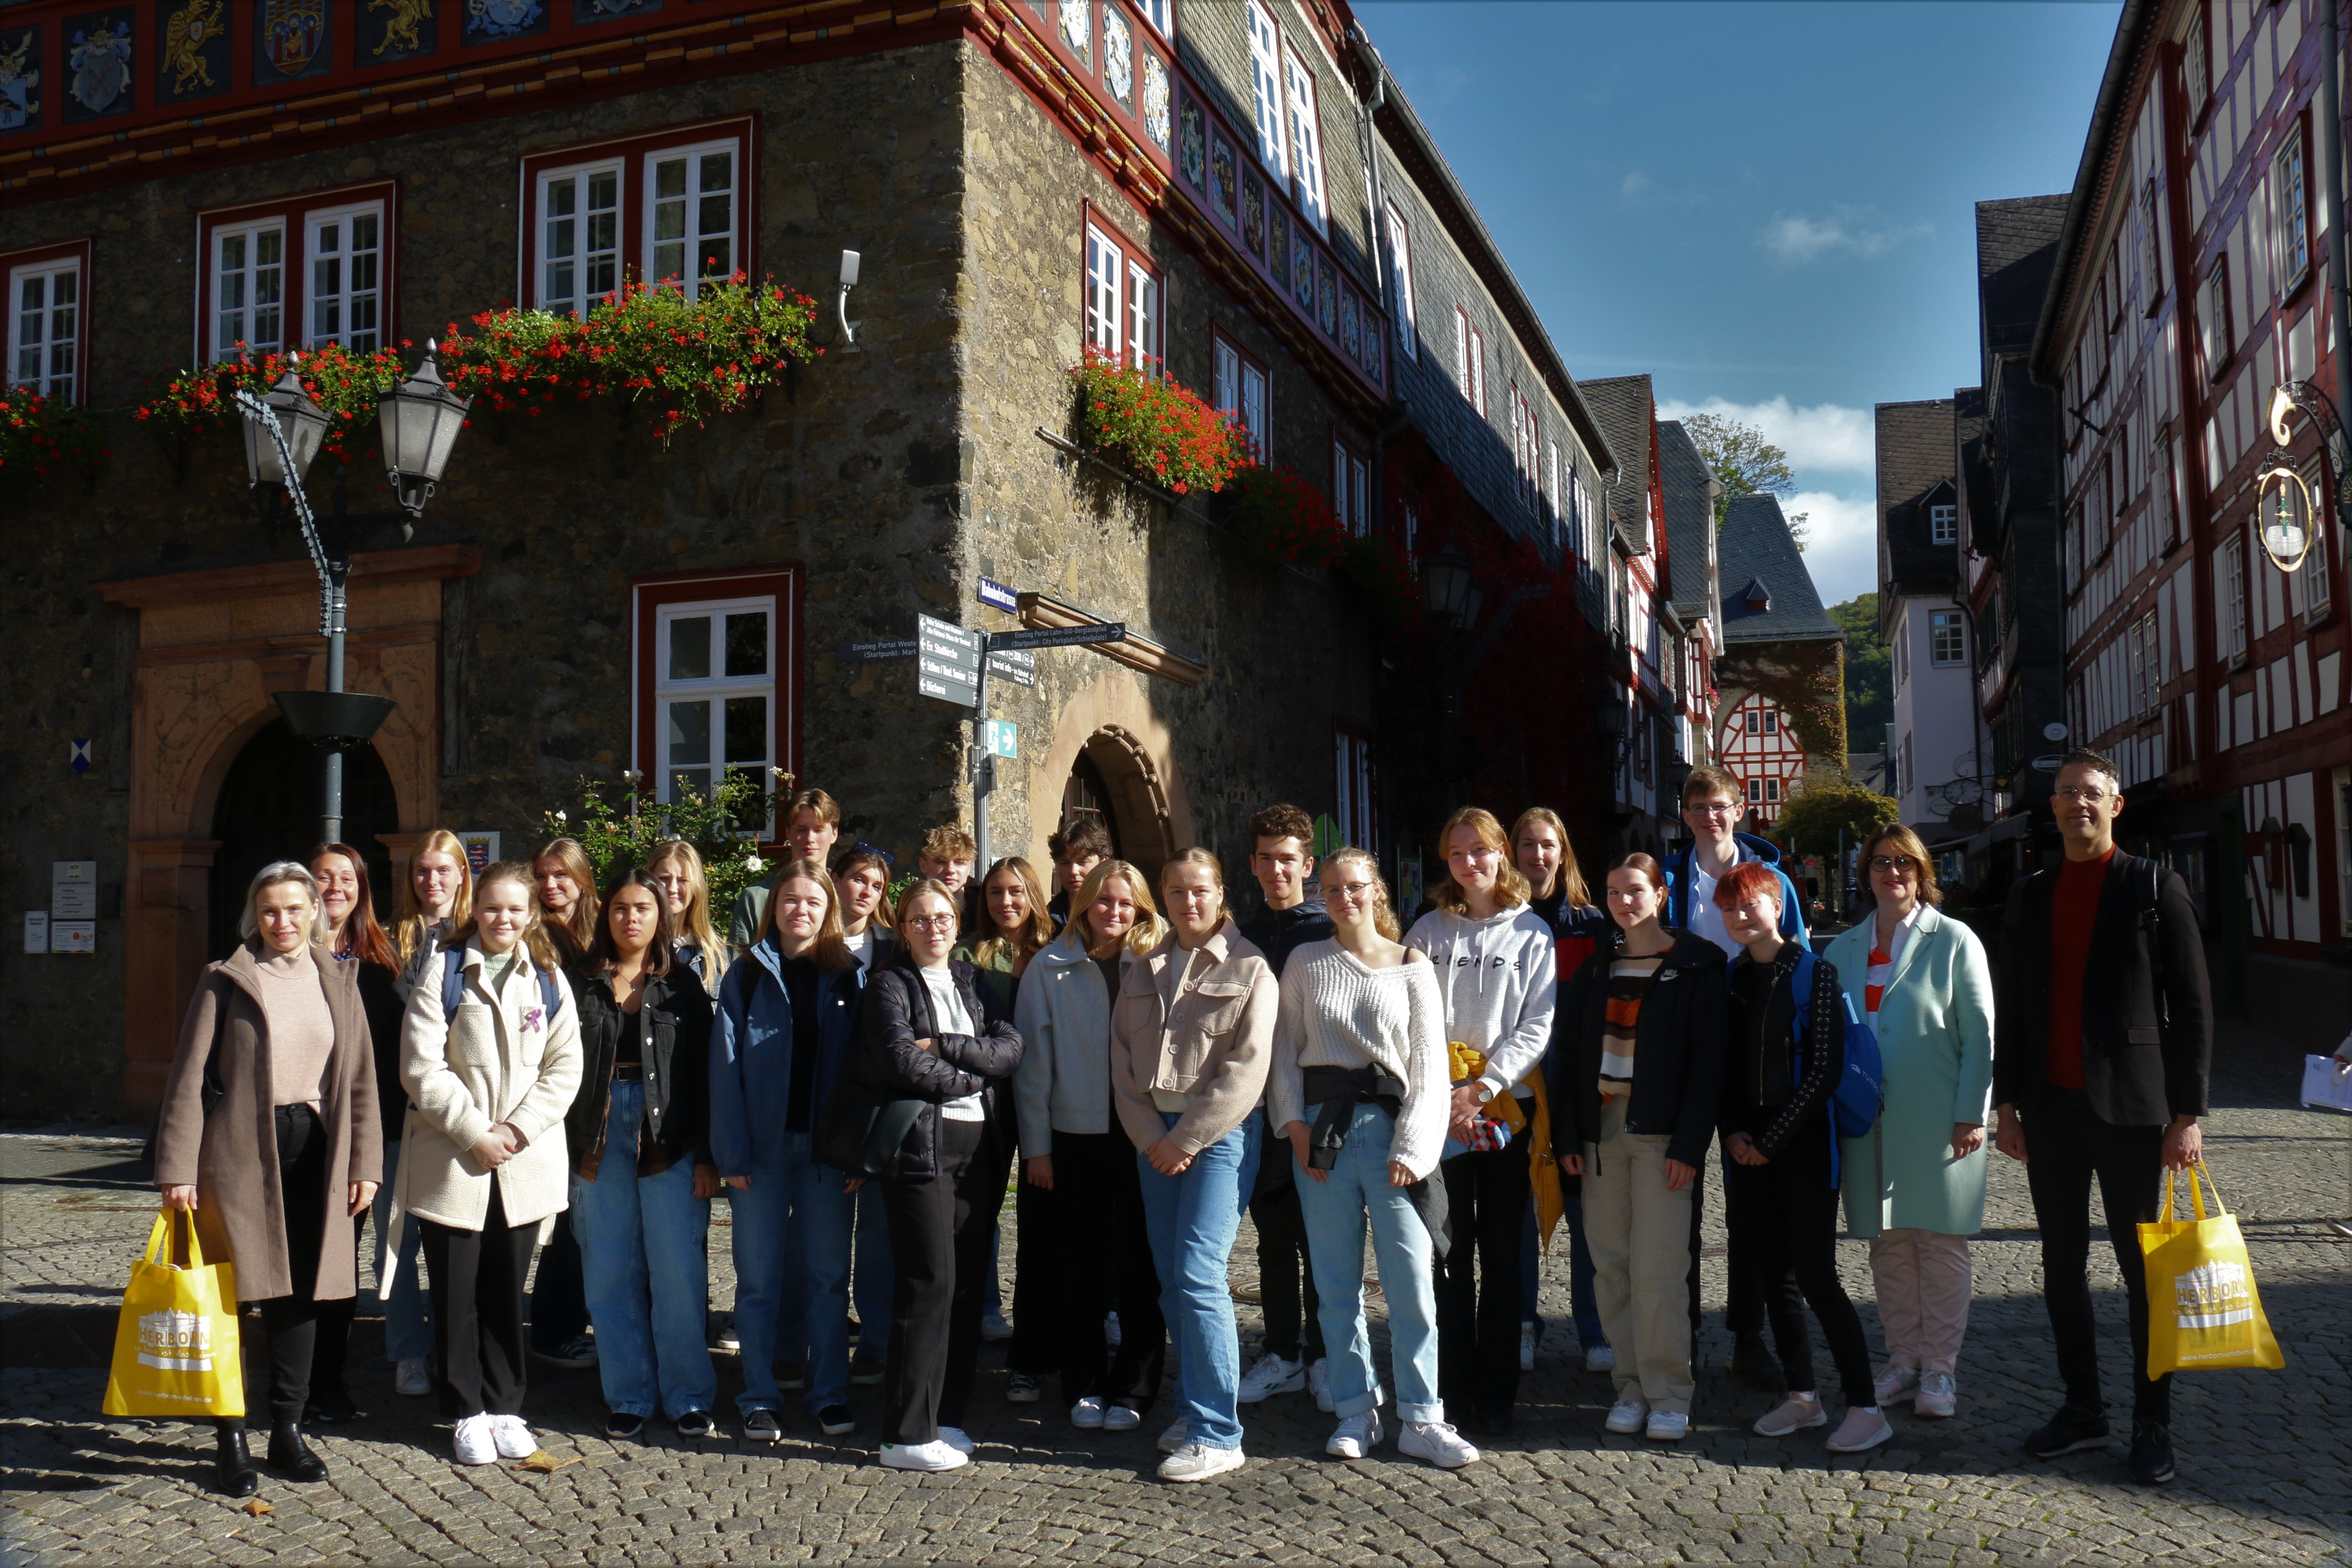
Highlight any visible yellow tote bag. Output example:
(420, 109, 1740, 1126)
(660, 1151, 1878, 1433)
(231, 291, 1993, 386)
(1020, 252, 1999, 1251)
(102, 1210, 245, 1420)
(2137, 1161, 2285, 1379)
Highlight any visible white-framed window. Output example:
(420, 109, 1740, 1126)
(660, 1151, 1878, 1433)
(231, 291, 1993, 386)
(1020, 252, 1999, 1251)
(536, 162, 622, 317)
(1384, 202, 1417, 362)
(1214, 332, 1268, 461)
(1470, 327, 1487, 416)
(211, 221, 286, 360)
(1895, 620, 1910, 688)
(2140, 179, 2164, 315)
(2275, 127, 2310, 291)
(1334, 726, 1376, 854)
(2302, 456, 2334, 620)
(1246, 0, 1287, 179)
(1403, 500, 1419, 565)
(1452, 305, 1471, 404)
(2202, 260, 2231, 380)
(2185, 5, 2210, 114)
(1133, 0, 1171, 38)
(655, 596, 777, 825)
(1084, 213, 1161, 372)
(305, 204, 384, 352)
(1746, 775, 1763, 801)
(648, 141, 737, 297)
(1765, 776, 1781, 804)
(1283, 44, 1329, 236)
(1331, 438, 1369, 536)
(7, 254, 82, 401)
(1931, 608, 1966, 665)
(1546, 441, 1562, 545)
(1930, 502, 1958, 545)
(2220, 529, 2248, 659)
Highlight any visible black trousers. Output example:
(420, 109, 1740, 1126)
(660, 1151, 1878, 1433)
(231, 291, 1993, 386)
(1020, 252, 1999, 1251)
(528, 1207, 589, 1350)
(1247, 1168, 1325, 1364)
(1008, 1166, 1056, 1377)
(1048, 1130, 1164, 1412)
(1721, 1121, 1876, 1408)
(2021, 1087, 2171, 1423)
(225, 1104, 329, 1431)
(880, 1119, 1002, 1445)
(1436, 1143, 1529, 1421)
(419, 1181, 538, 1419)
(1688, 1147, 1778, 1359)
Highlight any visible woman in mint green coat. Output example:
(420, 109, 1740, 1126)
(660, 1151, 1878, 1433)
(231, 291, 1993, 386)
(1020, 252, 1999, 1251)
(1822, 824, 1993, 1423)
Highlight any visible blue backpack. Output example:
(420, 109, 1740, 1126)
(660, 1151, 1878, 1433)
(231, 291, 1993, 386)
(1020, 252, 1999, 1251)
(1790, 948, 1882, 1157)
(442, 945, 563, 1023)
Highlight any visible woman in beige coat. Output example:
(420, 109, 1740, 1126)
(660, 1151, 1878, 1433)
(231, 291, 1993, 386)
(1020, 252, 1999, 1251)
(391, 861, 582, 1467)
(154, 863, 380, 1498)
(1110, 848, 1277, 1483)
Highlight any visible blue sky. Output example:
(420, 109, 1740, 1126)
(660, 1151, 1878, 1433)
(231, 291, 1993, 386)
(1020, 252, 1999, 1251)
(1360, 0, 2124, 606)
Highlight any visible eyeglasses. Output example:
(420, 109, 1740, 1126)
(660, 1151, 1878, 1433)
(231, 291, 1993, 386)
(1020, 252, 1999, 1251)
(1868, 855, 1917, 873)
(1326, 880, 1378, 903)
(2054, 785, 2113, 804)
(1687, 802, 1738, 819)
(903, 913, 958, 931)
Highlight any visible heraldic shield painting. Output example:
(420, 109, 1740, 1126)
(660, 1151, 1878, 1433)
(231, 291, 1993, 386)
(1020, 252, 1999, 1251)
(0, 24, 41, 138)
(253, 0, 333, 87)
(62, 8, 136, 124)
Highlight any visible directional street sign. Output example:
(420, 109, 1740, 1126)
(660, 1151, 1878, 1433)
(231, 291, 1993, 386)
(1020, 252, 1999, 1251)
(980, 720, 1019, 758)
(987, 649, 1036, 686)
(992, 622, 1127, 652)
(916, 614, 983, 707)
(977, 577, 1020, 613)
(838, 639, 918, 662)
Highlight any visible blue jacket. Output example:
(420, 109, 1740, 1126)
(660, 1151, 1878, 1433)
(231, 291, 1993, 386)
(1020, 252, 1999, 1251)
(1663, 832, 1808, 949)
(709, 934, 864, 1175)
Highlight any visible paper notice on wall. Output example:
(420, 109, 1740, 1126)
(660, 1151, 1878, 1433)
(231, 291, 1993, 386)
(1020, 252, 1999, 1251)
(24, 912, 48, 954)
(51, 861, 98, 921)
(50, 920, 95, 955)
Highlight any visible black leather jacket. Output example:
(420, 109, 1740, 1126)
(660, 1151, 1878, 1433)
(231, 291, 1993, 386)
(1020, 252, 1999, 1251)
(564, 959, 717, 1178)
(1547, 928, 1727, 1169)
(849, 956, 1022, 1180)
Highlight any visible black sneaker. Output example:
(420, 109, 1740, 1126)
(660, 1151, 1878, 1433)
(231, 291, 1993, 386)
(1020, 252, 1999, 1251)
(1728, 1332, 1785, 1393)
(848, 1353, 886, 1387)
(603, 1410, 646, 1440)
(818, 1404, 856, 1437)
(305, 1384, 358, 1424)
(2024, 1402, 2111, 1459)
(2127, 1418, 2176, 1485)
(675, 1409, 718, 1440)
(744, 1409, 783, 1444)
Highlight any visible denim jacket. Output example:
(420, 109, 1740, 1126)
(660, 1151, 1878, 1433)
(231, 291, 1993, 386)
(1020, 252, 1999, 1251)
(709, 934, 864, 1174)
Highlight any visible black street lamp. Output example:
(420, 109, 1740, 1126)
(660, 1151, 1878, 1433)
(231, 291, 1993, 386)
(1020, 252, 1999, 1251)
(236, 342, 471, 844)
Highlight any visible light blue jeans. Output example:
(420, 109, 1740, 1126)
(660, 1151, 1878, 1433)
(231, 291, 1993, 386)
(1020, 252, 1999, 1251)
(729, 1130, 858, 1416)
(371, 1138, 433, 1364)
(1137, 1112, 1260, 1450)
(1294, 1101, 1445, 1424)
(570, 1081, 718, 1420)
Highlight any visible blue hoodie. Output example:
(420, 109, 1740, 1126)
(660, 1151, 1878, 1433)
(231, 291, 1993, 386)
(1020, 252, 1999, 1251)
(709, 934, 864, 1175)
(1663, 831, 1808, 954)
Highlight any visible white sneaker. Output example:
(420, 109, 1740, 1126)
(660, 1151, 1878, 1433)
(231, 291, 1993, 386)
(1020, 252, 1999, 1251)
(1645, 1409, 1690, 1442)
(1914, 1372, 1957, 1419)
(880, 1440, 969, 1471)
(395, 1358, 432, 1396)
(1309, 1359, 1334, 1412)
(1236, 1352, 1305, 1404)
(979, 1308, 1013, 1343)
(1400, 1420, 1480, 1469)
(1101, 1403, 1142, 1433)
(1157, 1441, 1246, 1482)
(1157, 1419, 1188, 1454)
(1070, 1396, 1107, 1430)
(452, 1413, 499, 1466)
(490, 1415, 536, 1460)
(1519, 1322, 1537, 1372)
(937, 1427, 976, 1454)
(1325, 1409, 1384, 1458)
(1873, 1363, 1920, 1406)
(1603, 1399, 1648, 1435)
(1583, 1344, 1615, 1375)
(1752, 1393, 1827, 1437)
(1826, 1407, 1894, 1453)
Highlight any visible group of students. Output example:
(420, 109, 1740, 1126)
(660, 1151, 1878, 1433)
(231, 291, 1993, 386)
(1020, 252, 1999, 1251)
(151, 744, 2211, 1496)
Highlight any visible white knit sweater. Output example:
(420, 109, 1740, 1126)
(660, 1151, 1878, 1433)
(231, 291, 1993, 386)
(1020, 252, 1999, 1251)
(1404, 906, 1558, 1099)
(1267, 939, 1450, 1180)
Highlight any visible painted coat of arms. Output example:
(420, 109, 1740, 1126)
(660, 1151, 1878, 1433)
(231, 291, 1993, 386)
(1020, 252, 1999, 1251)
(68, 18, 132, 117)
(261, 0, 327, 77)
(469, 0, 547, 39)
(0, 29, 40, 134)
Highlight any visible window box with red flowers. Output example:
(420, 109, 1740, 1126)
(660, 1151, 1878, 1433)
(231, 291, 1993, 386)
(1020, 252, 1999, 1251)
(2, 386, 109, 501)
(1069, 347, 1248, 496)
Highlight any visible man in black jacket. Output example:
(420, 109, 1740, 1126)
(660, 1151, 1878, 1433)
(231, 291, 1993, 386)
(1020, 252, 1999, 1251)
(1994, 749, 2210, 1487)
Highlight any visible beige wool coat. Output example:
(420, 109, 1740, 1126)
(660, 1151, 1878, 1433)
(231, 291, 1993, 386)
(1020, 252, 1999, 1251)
(390, 941, 582, 1243)
(1109, 921, 1278, 1157)
(152, 942, 381, 1304)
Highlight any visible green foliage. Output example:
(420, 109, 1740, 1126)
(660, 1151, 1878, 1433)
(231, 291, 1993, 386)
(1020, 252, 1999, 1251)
(539, 769, 782, 920)
(1829, 593, 1892, 755)
(1684, 411, 1807, 549)
(1069, 348, 1249, 495)
(1773, 779, 1898, 861)
(1, 386, 108, 491)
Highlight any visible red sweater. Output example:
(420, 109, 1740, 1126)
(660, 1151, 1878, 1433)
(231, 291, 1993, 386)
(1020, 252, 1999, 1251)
(2043, 846, 2115, 1091)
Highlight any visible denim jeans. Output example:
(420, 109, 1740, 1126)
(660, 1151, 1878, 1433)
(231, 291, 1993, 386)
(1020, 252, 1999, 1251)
(371, 1138, 434, 1364)
(570, 1081, 719, 1420)
(1136, 1112, 1260, 1451)
(1293, 1102, 1444, 1424)
(729, 1130, 858, 1416)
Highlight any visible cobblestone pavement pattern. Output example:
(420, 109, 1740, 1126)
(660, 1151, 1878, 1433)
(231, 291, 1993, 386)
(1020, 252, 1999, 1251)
(5, 1007, 2348, 1566)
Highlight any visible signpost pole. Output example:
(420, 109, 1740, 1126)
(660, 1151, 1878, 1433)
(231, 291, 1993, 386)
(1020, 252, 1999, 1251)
(971, 646, 994, 874)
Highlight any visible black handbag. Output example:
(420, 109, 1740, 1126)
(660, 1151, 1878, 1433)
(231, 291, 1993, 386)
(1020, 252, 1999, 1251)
(813, 1046, 922, 1177)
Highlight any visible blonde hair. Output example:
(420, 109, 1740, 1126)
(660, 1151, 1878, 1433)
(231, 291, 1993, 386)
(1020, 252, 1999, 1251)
(766, 857, 857, 972)
(894, 877, 967, 946)
(453, 860, 563, 971)
(239, 861, 331, 945)
(1320, 847, 1401, 941)
(1160, 847, 1229, 925)
(1066, 858, 1165, 959)
(396, 829, 477, 967)
(1860, 822, 1944, 908)
(644, 839, 729, 990)
(531, 836, 601, 957)
(1431, 807, 1530, 915)
(972, 856, 1054, 970)
(1509, 806, 1591, 908)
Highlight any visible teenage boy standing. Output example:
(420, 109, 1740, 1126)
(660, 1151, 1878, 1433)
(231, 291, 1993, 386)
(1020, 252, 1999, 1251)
(1234, 805, 1335, 1409)
(1659, 764, 1806, 1392)
(1995, 749, 2209, 1486)
(1045, 818, 1112, 931)
(918, 824, 981, 932)
(729, 789, 845, 949)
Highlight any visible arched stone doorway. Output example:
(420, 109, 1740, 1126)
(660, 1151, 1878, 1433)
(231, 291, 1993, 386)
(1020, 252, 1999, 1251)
(1028, 669, 1192, 883)
(207, 722, 400, 960)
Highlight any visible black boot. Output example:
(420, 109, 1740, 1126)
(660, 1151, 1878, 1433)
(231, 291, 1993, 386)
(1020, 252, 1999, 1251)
(1729, 1331, 1785, 1392)
(266, 1418, 329, 1483)
(213, 1423, 259, 1498)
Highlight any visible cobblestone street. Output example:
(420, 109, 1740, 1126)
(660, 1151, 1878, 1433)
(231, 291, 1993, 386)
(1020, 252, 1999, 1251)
(5, 1006, 2347, 1567)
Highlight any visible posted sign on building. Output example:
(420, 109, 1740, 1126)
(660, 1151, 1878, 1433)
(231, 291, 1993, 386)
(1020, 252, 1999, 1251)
(917, 614, 983, 708)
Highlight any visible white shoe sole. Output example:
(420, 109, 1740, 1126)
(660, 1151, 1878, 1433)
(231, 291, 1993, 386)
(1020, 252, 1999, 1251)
(1603, 1414, 1647, 1435)
(1826, 1422, 1895, 1454)
(1914, 1400, 1956, 1420)
(879, 1448, 969, 1472)
(1398, 1437, 1478, 1469)
(1159, 1448, 1246, 1482)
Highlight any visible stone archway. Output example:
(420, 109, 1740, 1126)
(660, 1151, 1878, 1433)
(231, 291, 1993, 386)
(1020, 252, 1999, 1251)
(100, 545, 477, 1115)
(1026, 667, 1193, 884)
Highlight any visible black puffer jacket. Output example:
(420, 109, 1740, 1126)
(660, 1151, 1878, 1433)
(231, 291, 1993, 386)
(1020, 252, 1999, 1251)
(354, 958, 408, 1147)
(1547, 928, 1727, 1169)
(563, 960, 716, 1179)
(849, 956, 1023, 1180)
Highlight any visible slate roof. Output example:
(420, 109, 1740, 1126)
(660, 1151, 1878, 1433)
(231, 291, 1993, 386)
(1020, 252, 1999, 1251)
(1876, 399, 1958, 600)
(1719, 493, 1839, 646)
(1954, 386, 1994, 554)
(1579, 374, 1654, 548)
(1977, 196, 2067, 383)
(1656, 420, 1718, 622)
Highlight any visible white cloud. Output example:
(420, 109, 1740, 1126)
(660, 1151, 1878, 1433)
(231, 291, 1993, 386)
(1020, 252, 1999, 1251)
(1785, 490, 1879, 607)
(1761, 211, 1931, 263)
(1620, 169, 1651, 199)
(1653, 395, 1875, 472)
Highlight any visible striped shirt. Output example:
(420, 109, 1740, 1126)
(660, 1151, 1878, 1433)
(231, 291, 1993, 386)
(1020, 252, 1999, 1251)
(1862, 906, 1921, 1026)
(1598, 953, 1665, 1098)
